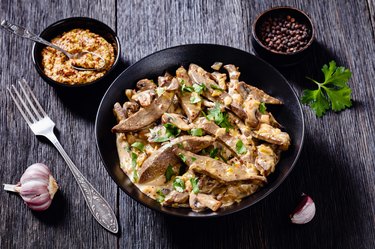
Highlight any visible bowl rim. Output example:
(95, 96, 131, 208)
(95, 43, 305, 218)
(31, 16, 121, 88)
(252, 6, 315, 56)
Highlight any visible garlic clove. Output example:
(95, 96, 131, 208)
(290, 193, 316, 224)
(3, 163, 59, 211)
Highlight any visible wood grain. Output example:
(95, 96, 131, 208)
(1, 0, 375, 248)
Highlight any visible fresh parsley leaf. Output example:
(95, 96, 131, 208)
(190, 94, 202, 104)
(301, 61, 352, 117)
(156, 189, 165, 203)
(131, 141, 144, 152)
(133, 169, 139, 182)
(210, 84, 224, 91)
(131, 152, 139, 182)
(164, 123, 181, 137)
(207, 103, 232, 131)
(181, 83, 194, 93)
(131, 152, 137, 168)
(209, 147, 219, 158)
(259, 102, 267, 114)
(173, 178, 185, 192)
(177, 143, 184, 149)
(235, 140, 247, 154)
(152, 136, 170, 143)
(165, 164, 175, 182)
(178, 153, 187, 163)
(193, 83, 206, 94)
(190, 128, 203, 137)
(190, 177, 199, 194)
(191, 157, 197, 162)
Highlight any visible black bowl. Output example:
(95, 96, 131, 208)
(32, 17, 120, 88)
(95, 44, 304, 218)
(251, 6, 315, 67)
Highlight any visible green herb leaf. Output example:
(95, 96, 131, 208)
(156, 189, 165, 203)
(164, 123, 181, 137)
(177, 143, 184, 149)
(165, 164, 175, 182)
(190, 177, 199, 194)
(178, 153, 187, 163)
(133, 169, 139, 182)
(191, 157, 197, 162)
(259, 102, 267, 114)
(210, 84, 224, 91)
(173, 178, 185, 192)
(131, 152, 137, 168)
(236, 140, 247, 154)
(193, 83, 206, 94)
(207, 103, 232, 131)
(301, 61, 352, 117)
(209, 147, 219, 158)
(131, 141, 144, 152)
(181, 83, 194, 93)
(190, 128, 203, 137)
(190, 95, 202, 104)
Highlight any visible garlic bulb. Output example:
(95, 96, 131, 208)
(4, 163, 59, 211)
(290, 193, 316, 224)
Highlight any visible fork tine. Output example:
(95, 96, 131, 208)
(7, 86, 33, 125)
(18, 79, 43, 120)
(10, 84, 38, 123)
(20, 78, 47, 117)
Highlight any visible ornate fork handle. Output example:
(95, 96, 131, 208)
(44, 132, 118, 233)
(0, 20, 69, 55)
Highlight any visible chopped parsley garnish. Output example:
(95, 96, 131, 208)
(131, 141, 144, 152)
(190, 128, 203, 137)
(210, 84, 224, 91)
(178, 153, 187, 163)
(301, 60, 352, 117)
(191, 157, 197, 162)
(190, 94, 202, 104)
(193, 83, 206, 94)
(190, 177, 199, 194)
(173, 178, 185, 192)
(177, 143, 184, 149)
(207, 103, 232, 131)
(209, 147, 219, 158)
(164, 123, 181, 137)
(235, 140, 247, 154)
(156, 189, 165, 203)
(259, 102, 267, 114)
(152, 123, 181, 142)
(133, 169, 139, 182)
(165, 164, 175, 182)
(131, 152, 137, 168)
(131, 152, 139, 182)
(181, 83, 194, 93)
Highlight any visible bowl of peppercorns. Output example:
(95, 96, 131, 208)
(251, 6, 314, 67)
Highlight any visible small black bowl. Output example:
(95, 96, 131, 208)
(251, 6, 315, 67)
(32, 17, 120, 88)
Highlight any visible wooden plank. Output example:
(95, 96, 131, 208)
(0, 0, 118, 248)
(116, 0, 375, 248)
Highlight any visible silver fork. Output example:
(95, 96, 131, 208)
(7, 79, 118, 234)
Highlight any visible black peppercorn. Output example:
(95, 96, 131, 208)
(259, 14, 311, 53)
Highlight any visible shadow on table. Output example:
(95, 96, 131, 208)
(31, 190, 66, 226)
(53, 58, 129, 121)
(161, 130, 365, 249)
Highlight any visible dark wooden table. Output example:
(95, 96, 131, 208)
(1, 0, 374, 248)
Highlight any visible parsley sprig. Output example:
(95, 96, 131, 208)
(206, 103, 232, 131)
(301, 61, 352, 117)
